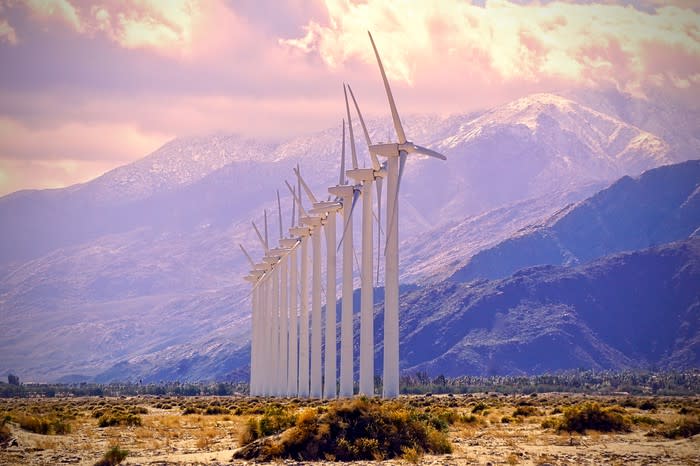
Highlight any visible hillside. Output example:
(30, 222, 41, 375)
(0, 91, 696, 382)
(393, 238, 700, 376)
(450, 159, 700, 283)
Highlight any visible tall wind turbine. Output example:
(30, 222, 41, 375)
(328, 119, 358, 398)
(240, 244, 263, 396)
(280, 188, 300, 397)
(342, 83, 377, 397)
(366, 31, 447, 398)
(286, 178, 313, 397)
(295, 165, 325, 398)
(309, 121, 351, 399)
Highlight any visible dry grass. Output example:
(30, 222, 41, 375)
(0, 394, 697, 465)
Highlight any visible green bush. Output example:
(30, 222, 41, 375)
(94, 445, 129, 466)
(513, 405, 538, 417)
(234, 398, 452, 462)
(557, 402, 630, 434)
(16, 414, 71, 435)
(204, 406, 230, 415)
(97, 412, 141, 428)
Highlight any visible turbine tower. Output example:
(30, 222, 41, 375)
(309, 122, 350, 398)
(366, 31, 447, 398)
(280, 188, 300, 397)
(342, 83, 379, 397)
(295, 166, 324, 398)
(287, 179, 312, 397)
(328, 120, 357, 398)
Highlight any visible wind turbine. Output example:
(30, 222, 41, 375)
(309, 121, 352, 399)
(328, 119, 358, 398)
(366, 31, 447, 398)
(252, 214, 277, 396)
(279, 188, 300, 397)
(286, 177, 313, 397)
(294, 165, 326, 399)
(341, 82, 384, 397)
(240, 244, 263, 396)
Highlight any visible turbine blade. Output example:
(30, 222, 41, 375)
(347, 84, 380, 171)
(406, 143, 447, 160)
(239, 244, 255, 268)
(368, 31, 406, 144)
(263, 210, 269, 250)
(344, 84, 359, 170)
(337, 188, 360, 252)
(252, 221, 268, 252)
(384, 152, 407, 254)
(294, 165, 318, 205)
(296, 165, 302, 223)
(276, 189, 283, 240)
(290, 186, 296, 229)
(285, 179, 308, 218)
(339, 118, 346, 185)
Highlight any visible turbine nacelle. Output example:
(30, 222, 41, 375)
(369, 142, 446, 160)
(300, 216, 323, 228)
(309, 201, 342, 216)
(279, 238, 299, 249)
(346, 167, 375, 183)
(253, 262, 271, 272)
(289, 226, 311, 237)
(328, 184, 355, 199)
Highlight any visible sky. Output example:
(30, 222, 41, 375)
(0, 0, 698, 197)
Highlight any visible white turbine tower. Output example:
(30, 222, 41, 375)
(342, 83, 380, 397)
(309, 122, 352, 399)
(240, 244, 263, 396)
(280, 188, 300, 397)
(286, 178, 313, 397)
(366, 31, 447, 398)
(294, 165, 325, 399)
(328, 120, 358, 398)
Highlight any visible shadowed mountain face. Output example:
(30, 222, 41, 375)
(0, 91, 697, 382)
(450, 160, 700, 283)
(392, 238, 700, 376)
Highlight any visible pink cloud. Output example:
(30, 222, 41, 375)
(1, 0, 699, 196)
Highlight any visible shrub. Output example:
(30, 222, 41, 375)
(97, 412, 141, 428)
(631, 415, 663, 427)
(204, 406, 230, 415)
(182, 406, 200, 415)
(638, 400, 657, 411)
(16, 414, 71, 435)
(0, 418, 11, 444)
(557, 403, 630, 434)
(513, 406, 538, 417)
(234, 398, 452, 462)
(661, 418, 700, 439)
(94, 445, 129, 466)
(471, 402, 487, 414)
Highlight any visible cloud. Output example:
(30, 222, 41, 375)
(282, 0, 700, 96)
(14, 0, 247, 60)
(1, 0, 699, 196)
(0, 19, 16, 44)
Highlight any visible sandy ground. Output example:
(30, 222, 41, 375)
(1, 394, 699, 465)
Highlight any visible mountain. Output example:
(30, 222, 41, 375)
(390, 238, 700, 376)
(450, 159, 700, 283)
(0, 91, 696, 382)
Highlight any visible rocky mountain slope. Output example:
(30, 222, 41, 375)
(450, 159, 700, 283)
(391, 237, 700, 376)
(0, 90, 696, 382)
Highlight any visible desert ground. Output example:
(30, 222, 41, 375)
(1, 393, 699, 465)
